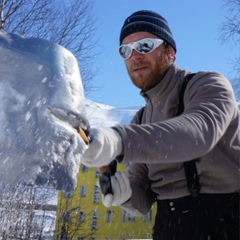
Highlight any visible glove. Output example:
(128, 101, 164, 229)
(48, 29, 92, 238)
(101, 172, 132, 207)
(81, 127, 123, 168)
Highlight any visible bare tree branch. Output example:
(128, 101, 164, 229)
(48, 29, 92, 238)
(219, 0, 240, 74)
(1, 0, 99, 92)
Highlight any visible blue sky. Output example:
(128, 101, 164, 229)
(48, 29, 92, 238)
(87, 0, 238, 108)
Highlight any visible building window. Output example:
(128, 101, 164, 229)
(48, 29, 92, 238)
(142, 209, 152, 222)
(80, 186, 87, 197)
(62, 211, 71, 223)
(77, 237, 83, 240)
(122, 210, 135, 222)
(106, 210, 114, 223)
(91, 210, 98, 230)
(93, 185, 100, 204)
(82, 165, 88, 173)
(78, 211, 85, 222)
(63, 190, 73, 198)
(95, 169, 101, 178)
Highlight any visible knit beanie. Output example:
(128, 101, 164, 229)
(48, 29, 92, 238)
(119, 10, 177, 52)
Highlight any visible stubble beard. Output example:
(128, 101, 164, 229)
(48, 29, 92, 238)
(128, 52, 170, 91)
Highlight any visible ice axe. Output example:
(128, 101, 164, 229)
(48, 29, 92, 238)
(76, 127, 117, 195)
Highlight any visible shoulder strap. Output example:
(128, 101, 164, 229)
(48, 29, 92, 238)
(178, 73, 201, 197)
(176, 73, 196, 116)
(184, 160, 201, 197)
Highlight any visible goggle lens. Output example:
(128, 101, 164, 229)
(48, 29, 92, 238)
(119, 38, 164, 60)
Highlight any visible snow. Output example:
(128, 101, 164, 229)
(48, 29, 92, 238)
(86, 99, 140, 127)
(0, 31, 89, 192)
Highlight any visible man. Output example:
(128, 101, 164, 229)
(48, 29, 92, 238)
(81, 10, 240, 240)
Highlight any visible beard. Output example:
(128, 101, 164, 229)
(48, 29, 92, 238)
(127, 51, 170, 91)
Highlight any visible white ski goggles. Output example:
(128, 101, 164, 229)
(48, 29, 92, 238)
(119, 38, 164, 60)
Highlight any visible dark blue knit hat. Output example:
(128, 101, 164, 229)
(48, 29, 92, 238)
(119, 10, 177, 52)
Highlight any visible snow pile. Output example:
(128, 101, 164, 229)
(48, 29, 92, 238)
(86, 99, 140, 127)
(0, 31, 89, 192)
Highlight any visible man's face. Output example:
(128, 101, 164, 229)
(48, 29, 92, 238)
(122, 32, 173, 91)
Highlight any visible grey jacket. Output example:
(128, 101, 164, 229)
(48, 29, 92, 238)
(114, 64, 240, 216)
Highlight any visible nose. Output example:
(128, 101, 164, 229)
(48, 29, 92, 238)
(130, 49, 143, 60)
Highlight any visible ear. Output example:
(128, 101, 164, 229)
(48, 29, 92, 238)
(167, 46, 176, 61)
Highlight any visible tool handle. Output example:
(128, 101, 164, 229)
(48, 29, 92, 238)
(77, 127, 90, 144)
(99, 160, 117, 195)
(98, 165, 109, 173)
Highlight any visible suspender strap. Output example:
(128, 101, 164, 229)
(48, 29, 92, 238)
(184, 160, 201, 197)
(177, 73, 201, 197)
(176, 73, 195, 116)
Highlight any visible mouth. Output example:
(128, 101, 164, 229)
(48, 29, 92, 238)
(133, 65, 149, 74)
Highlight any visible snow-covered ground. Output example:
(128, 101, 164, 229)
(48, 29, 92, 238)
(86, 99, 140, 127)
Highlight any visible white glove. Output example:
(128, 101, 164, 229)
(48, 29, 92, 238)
(102, 172, 132, 207)
(81, 127, 123, 168)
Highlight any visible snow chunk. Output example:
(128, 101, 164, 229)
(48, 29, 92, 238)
(0, 31, 89, 191)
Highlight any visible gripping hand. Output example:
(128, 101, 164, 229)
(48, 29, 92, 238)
(81, 127, 122, 168)
(101, 172, 132, 207)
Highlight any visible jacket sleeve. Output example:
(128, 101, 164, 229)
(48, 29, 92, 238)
(116, 108, 156, 216)
(114, 71, 238, 165)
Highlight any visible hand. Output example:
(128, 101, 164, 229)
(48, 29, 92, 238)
(101, 172, 132, 207)
(81, 127, 122, 168)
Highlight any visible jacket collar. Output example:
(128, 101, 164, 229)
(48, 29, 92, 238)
(140, 63, 179, 102)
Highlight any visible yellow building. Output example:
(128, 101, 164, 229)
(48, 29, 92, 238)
(55, 163, 156, 240)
